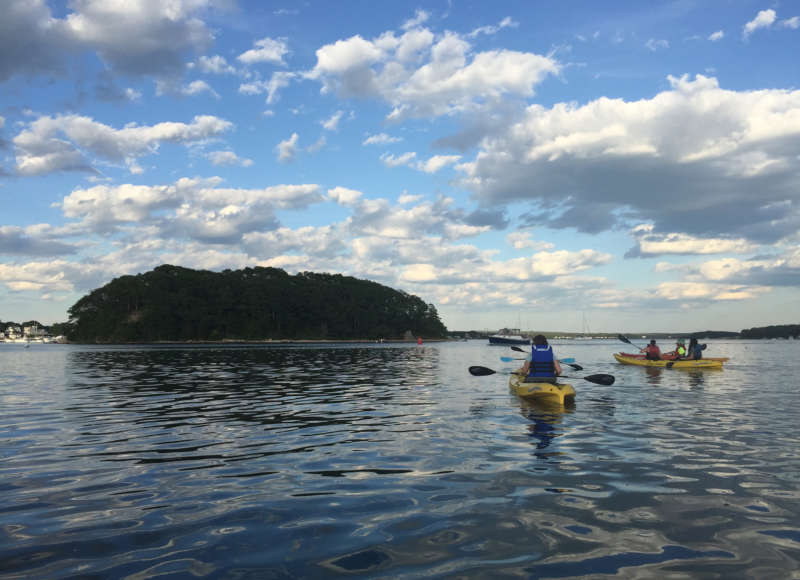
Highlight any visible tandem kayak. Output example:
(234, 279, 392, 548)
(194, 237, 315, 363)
(617, 352, 729, 362)
(508, 373, 576, 405)
(613, 353, 727, 369)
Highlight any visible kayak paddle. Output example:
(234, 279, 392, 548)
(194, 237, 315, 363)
(500, 356, 584, 371)
(508, 346, 581, 369)
(617, 334, 646, 350)
(468, 366, 614, 385)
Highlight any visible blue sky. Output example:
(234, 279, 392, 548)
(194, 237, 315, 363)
(1, 0, 799, 333)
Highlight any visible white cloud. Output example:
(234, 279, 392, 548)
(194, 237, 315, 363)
(308, 27, 560, 119)
(743, 9, 776, 39)
(14, 114, 233, 175)
(321, 110, 344, 131)
(627, 224, 758, 257)
(363, 132, 402, 145)
(416, 154, 461, 173)
(239, 71, 296, 104)
(781, 16, 800, 29)
(238, 37, 289, 65)
(181, 80, 219, 98)
(328, 186, 363, 206)
(194, 55, 237, 74)
(206, 150, 253, 167)
(456, 74, 800, 244)
(645, 38, 669, 51)
(402, 9, 430, 31)
(467, 16, 519, 38)
(380, 151, 417, 167)
(276, 132, 299, 163)
(708, 30, 724, 42)
(307, 136, 326, 153)
(506, 231, 555, 251)
(64, 0, 215, 77)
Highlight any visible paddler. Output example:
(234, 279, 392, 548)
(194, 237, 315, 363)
(517, 334, 563, 384)
(641, 339, 661, 360)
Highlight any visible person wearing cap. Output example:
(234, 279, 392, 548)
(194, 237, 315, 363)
(642, 339, 661, 361)
(669, 339, 687, 360)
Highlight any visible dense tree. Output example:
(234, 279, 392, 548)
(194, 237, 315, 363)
(740, 324, 800, 339)
(65, 265, 449, 343)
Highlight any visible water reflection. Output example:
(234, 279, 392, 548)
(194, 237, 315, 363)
(516, 398, 574, 460)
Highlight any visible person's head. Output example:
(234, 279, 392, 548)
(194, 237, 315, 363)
(533, 334, 548, 346)
(689, 337, 697, 346)
(677, 339, 685, 345)
(650, 339, 656, 345)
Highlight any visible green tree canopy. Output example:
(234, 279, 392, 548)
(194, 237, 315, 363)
(66, 265, 448, 342)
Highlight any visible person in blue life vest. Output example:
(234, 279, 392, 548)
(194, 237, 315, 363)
(686, 337, 703, 360)
(517, 334, 563, 383)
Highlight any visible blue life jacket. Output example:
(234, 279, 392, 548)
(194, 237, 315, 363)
(527, 345, 555, 378)
(690, 344, 703, 359)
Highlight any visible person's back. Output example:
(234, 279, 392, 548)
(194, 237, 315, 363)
(525, 334, 561, 384)
(644, 340, 661, 360)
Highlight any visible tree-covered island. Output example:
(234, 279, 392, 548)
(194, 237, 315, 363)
(64, 265, 448, 343)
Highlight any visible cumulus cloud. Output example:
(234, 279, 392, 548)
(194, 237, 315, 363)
(57, 178, 323, 243)
(416, 154, 461, 173)
(626, 224, 758, 257)
(193, 55, 237, 75)
(781, 16, 800, 29)
(708, 30, 724, 42)
(0, 225, 78, 256)
(181, 79, 219, 98)
(743, 9, 776, 39)
(237, 37, 289, 65)
(456, 74, 800, 244)
(307, 26, 560, 119)
(13, 114, 233, 175)
(65, 0, 215, 77)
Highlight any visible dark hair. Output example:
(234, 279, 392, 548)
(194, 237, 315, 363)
(650, 339, 656, 344)
(533, 334, 548, 346)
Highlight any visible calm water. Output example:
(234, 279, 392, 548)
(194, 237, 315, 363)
(1, 339, 799, 579)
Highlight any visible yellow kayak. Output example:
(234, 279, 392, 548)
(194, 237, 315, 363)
(613, 353, 726, 369)
(509, 373, 576, 405)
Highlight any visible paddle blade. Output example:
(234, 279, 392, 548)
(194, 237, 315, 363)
(617, 334, 632, 345)
(469, 366, 497, 376)
(510, 345, 526, 353)
(584, 373, 615, 385)
(566, 363, 584, 371)
(558, 357, 575, 364)
(500, 356, 515, 362)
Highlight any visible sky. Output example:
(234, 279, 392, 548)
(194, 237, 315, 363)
(1, 0, 799, 334)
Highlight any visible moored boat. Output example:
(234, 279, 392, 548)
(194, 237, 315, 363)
(488, 328, 531, 346)
(508, 373, 575, 405)
(614, 353, 727, 369)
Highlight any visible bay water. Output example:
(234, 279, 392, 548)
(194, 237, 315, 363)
(1, 339, 799, 578)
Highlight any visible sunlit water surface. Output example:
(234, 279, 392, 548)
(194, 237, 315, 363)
(1, 339, 799, 578)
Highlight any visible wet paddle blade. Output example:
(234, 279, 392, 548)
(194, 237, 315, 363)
(584, 373, 615, 385)
(469, 366, 497, 376)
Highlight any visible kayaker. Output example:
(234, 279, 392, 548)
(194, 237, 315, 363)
(686, 337, 703, 360)
(517, 334, 563, 384)
(641, 339, 661, 360)
(668, 338, 687, 359)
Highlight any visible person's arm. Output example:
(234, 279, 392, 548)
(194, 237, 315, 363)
(554, 359, 563, 376)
